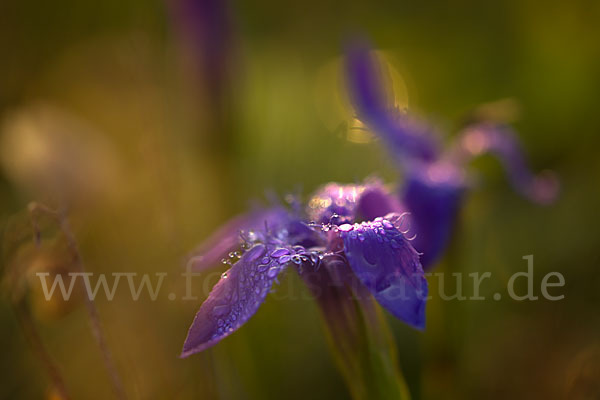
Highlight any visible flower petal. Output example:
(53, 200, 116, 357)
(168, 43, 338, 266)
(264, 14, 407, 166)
(339, 216, 428, 329)
(187, 208, 289, 270)
(181, 244, 288, 356)
(344, 39, 439, 162)
(401, 162, 465, 269)
(308, 181, 400, 226)
(356, 184, 401, 222)
(307, 183, 363, 224)
(458, 123, 559, 204)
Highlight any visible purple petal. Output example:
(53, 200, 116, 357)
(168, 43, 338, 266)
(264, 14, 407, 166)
(307, 183, 362, 224)
(307, 181, 400, 226)
(181, 244, 287, 357)
(344, 39, 439, 162)
(401, 162, 465, 269)
(457, 123, 559, 204)
(187, 208, 288, 270)
(167, 0, 233, 100)
(339, 216, 428, 329)
(356, 183, 401, 222)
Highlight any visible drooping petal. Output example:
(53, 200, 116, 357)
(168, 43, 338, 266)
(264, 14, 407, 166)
(401, 162, 465, 269)
(457, 123, 559, 204)
(187, 208, 289, 270)
(181, 244, 290, 357)
(338, 216, 428, 329)
(344, 39, 439, 162)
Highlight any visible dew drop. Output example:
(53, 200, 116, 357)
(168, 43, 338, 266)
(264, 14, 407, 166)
(257, 264, 269, 273)
(267, 266, 279, 278)
(271, 248, 290, 258)
(278, 255, 291, 264)
(338, 223, 353, 232)
(309, 254, 319, 265)
(293, 246, 306, 254)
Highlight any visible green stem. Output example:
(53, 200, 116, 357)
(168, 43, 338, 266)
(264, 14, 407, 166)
(308, 267, 411, 400)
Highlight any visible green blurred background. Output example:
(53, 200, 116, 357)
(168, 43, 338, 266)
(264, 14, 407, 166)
(1, 0, 599, 398)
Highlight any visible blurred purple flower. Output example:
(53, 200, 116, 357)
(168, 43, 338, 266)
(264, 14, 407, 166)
(181, 182, 427, 357)
(167, 0, 233, 100)
(345, 39, 559, 269)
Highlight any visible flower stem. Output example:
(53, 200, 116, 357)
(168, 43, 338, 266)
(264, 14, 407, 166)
(14, 302, 71, 399)
(306, 265, 411, 400)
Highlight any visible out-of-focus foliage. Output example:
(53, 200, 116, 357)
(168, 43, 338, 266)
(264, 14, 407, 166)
(1, 0, 599, 398)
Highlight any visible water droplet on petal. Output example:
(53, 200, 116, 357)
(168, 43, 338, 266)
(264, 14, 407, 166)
(291, 255, 302, 265)
(278, 255, 291, 264)
(271, 248, 290, 258)
(293, 246, 306, 253)
(257, 264, 269, 272)
(267, 266, 279, 278)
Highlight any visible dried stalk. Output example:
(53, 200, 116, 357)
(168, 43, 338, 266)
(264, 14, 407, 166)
(29, 202, 126, 400)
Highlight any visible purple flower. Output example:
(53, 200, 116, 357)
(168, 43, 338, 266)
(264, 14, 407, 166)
(344, 39, 440, 163)
(345, 39, 559, 269)
(167, 0, 233, 100)
(181, 182, 428, 357)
